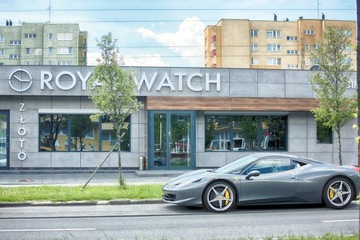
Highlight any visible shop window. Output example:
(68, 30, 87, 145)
(316, 121, 332, 144)
(101, 116, 130, 151)
(205, 115, 287, 152)
(39, 114, 130, 152)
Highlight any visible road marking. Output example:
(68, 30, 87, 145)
(322, 219, 359, 223)
(0, 228, 96, 232)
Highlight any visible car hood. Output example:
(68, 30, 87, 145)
(167, 169, 214, 185)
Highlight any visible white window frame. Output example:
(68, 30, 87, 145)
(303, 30, 315, 35)
(305, 44, 310, 51)
(57, 33, 73, 41)
(10, 40, 21, 45)
(24, 33, 37, 39)
(287, 50, 298, 55)
(251, 44, 258, 51)
(251, 58, 259, 65)
(57, 47, 73, 55)
(266, 30, 281, 38)
(250, 30, 258, 37)
(286, 36, 298, 41)
(266, 44, 281, 52)
(34, 48, 43, 55)
(10, 54, 21, 59)
(287, 64, 298, 69)
(266, 58, 281, 65)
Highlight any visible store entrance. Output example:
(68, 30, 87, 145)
(148, 111, 195, 170)
(0, 111, 9, 169)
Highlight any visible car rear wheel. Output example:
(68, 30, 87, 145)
(203, 181, 236, 212)
(323, 177, 354, 209)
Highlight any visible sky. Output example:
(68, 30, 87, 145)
(0, 0, 356, 67)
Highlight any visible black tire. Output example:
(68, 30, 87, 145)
(203, 181, 236, 212)
(323, 177, 354, 209)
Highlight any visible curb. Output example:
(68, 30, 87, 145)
(0, 198, 163, 208)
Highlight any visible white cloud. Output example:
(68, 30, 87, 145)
(123, 54, 168, 67)
(137, 16, 205, 66)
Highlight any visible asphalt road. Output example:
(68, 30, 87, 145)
(0, 202, 359, 240)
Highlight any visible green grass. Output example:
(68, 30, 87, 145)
(0, 184, 163, 202)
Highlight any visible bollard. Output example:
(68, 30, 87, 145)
(139, 155, 145, 171)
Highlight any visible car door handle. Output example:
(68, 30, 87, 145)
(291, 175, 297, 179)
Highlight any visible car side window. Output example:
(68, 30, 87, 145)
(243, 157, 294, 175)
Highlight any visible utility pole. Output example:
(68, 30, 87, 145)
(48, 0, 52, 23)
(357, 0, 360, 167)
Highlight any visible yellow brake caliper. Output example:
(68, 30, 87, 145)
(329, 188, 335, 199)
(225, 190, 230, 206)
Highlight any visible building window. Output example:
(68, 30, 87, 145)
(304, 44, 310, 51)
(266, 58, 281, 65)
(0, 49, 4, 56)
(58, 60, 73, 65)
(0, 36, 4, 42)
(251, 58, 258, 65)
(316, 121, 332, 144)
(57, 33, 73, 41)
(287, 64, 298, 69)
(287, 50, 298, 55)
(250, 44, 258, 51)
(205, 115, 287, 151)
(57, 47, 73, 55)
(286, 36, 298, 41)
(340, 30, 352, 37)
(48, 33, 53, 40)
(24, 34, 37, 39)
(313, 44, 318, 50)
(250, 29, 258, 37)
(266, 44, 281, 51)
(303, 30, 315, 35)
(48, 47, 53, 54)
(34, 48, 42, 55)
(25, 48, 31, 55)
(10, 40, 21, 45)
(266, 30, 281, 38)
(39, 114, 131, 152)
(10, 54, 21, 59)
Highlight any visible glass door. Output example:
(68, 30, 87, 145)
(0, 111, 9, 169)
(149, 111, 195, 170)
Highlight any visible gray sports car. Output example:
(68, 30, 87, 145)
(163, 153, 360, 212)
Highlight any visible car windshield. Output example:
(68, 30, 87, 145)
(215, 154, 259, 174)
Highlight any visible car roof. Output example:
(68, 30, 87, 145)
(249, 152, 325, 165)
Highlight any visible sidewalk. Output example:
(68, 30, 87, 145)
(0, 170, 186, 186)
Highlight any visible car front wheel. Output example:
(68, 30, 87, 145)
(323, 177, 354, 209)
(203, 181, 236, 212)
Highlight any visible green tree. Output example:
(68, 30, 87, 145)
(310, 26, 357, 165)
(88, 32, 143, 188)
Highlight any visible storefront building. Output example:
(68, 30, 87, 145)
(0, 66, 357, 170)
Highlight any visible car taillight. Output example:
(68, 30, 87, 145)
(353, 166, 360, 172)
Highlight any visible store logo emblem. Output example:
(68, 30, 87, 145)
(8, 69, 33, 92)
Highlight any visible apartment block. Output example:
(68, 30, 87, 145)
(0, 22, 87, 66)
(204, 16, 356, 70)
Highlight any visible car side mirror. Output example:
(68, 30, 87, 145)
(245, 170, 260, 180)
